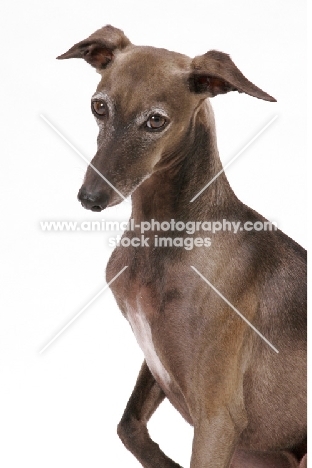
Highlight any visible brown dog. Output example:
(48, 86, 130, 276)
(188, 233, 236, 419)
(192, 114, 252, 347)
(58, 25, 307, 468)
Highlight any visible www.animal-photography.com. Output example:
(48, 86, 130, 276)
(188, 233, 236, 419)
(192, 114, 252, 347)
(0, 1, 307, 467)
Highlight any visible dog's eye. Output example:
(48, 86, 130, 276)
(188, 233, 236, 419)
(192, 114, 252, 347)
(91, 100, 107, 117)
(146, 114, 167, 130)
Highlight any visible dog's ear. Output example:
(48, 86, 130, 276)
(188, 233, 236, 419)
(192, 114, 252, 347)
(57, 25, 130, 69)
(189, 50, 276, 102)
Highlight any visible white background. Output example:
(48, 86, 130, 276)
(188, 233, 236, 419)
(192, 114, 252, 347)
(0, 1, 307, 467)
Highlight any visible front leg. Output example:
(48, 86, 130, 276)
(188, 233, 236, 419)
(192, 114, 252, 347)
(231, 449, 299, 467)
(117, 361, 182, 468)
(190, 407, 244, 468)
(190, 414, 300, 468)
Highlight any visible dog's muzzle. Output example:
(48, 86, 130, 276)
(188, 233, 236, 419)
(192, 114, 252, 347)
(77, 186, 109, 212)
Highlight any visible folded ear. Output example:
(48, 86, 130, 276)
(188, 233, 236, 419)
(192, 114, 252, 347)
(189, 50, 276, 102)
(57, 25, 131, 69)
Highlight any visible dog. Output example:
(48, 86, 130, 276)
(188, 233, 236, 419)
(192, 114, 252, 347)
(58, 25, 307, 467)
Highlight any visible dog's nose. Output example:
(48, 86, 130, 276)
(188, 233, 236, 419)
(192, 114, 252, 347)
(77, 187, 109, 212)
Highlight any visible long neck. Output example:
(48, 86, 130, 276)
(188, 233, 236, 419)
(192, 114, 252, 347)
(131, 101, 239, 223)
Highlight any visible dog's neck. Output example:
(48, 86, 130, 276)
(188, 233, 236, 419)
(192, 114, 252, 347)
(131, 101, 239, 223)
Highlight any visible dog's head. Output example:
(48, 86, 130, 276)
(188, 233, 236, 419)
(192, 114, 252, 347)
(58, 25, 275, 212)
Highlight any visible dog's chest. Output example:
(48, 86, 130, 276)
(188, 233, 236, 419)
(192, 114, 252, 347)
(125, 301, 171, 390)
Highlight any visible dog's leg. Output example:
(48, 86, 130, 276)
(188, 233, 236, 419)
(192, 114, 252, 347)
(189, 352, 248, 468)
(117, 361, 182, 468)
(190, 407, 243, 468)
(230, 449, 299, 467)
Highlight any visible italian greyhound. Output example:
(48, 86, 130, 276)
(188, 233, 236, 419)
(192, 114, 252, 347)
(58, 25, 307, 468)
